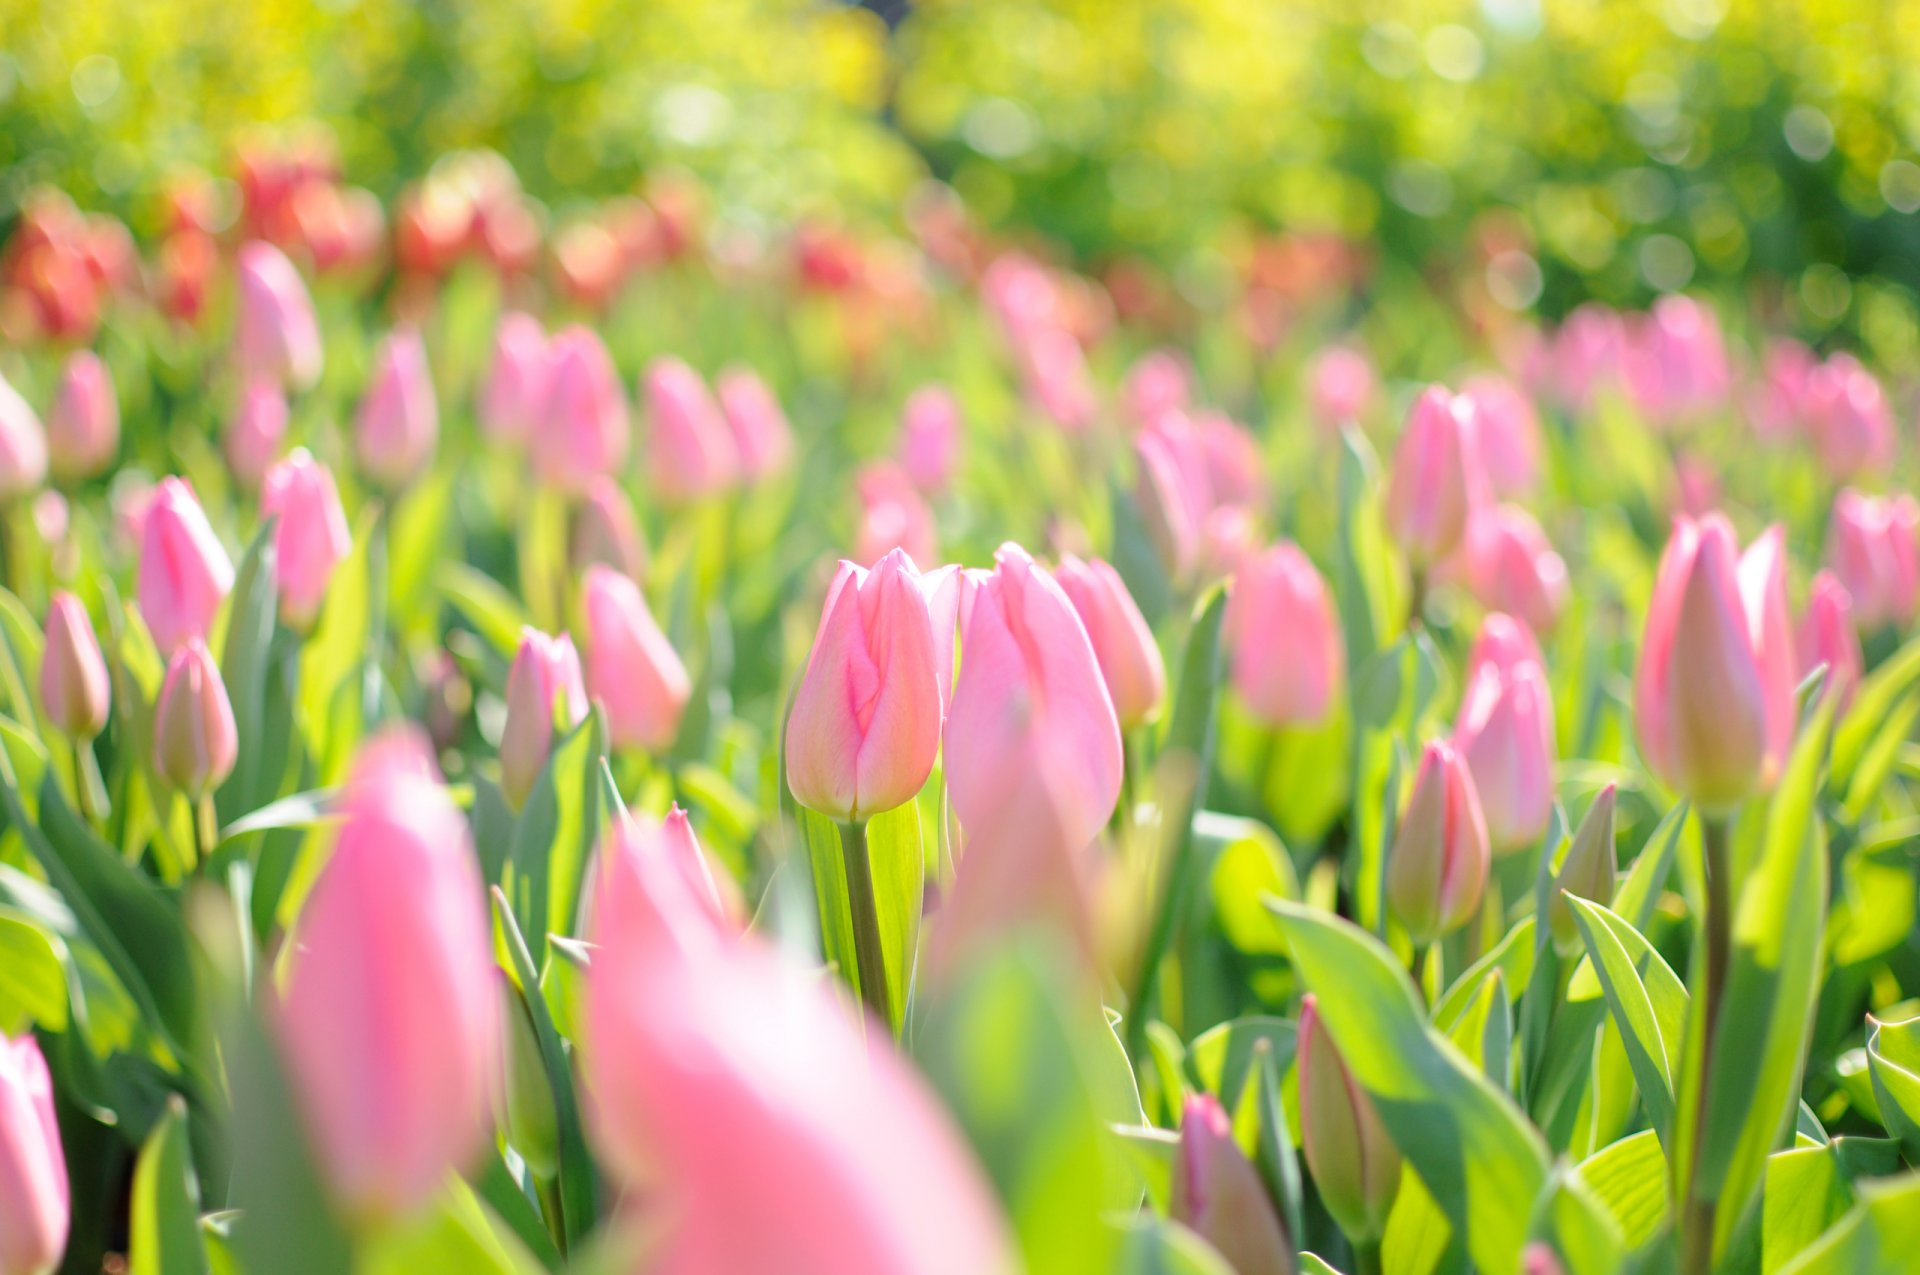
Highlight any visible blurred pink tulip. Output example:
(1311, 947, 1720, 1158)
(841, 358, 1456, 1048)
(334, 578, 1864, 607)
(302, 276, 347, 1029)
(1308, 346, 1377, 432)
(40, 591, 108, 742)
(1453, 616, 1555, 853)
(1225, 541, 1342, 727)
(1827, 489, 1920, 631)
(1195, 411, 1264, 510)
(643, 357, 738, 503)
(571, 476, 647, 580)
(498, 627, 588, 809)
(944, 543, 1123, 850)
(1055, 555, 1165, 728)
(581, 565, 690, 752)
(1622, 294, 1730, 427)
(786, 549, 943, 821)
(1546, 302, 1625, 413)
(1635, 515, 1795, 809)
(234, 240, 323, 390)
(1121, 348, 1191, 427)
(45, 350, 117, 481)
(1804, 353, 1893, 479)
(0, 372, 48, 501)
(1020, 326, 1098, 432)
(582, 818, 1015, 1275)
(658, 804, 744, 928)
(0, 1033, 67, 1275)
(225, 376, 289, 490)
(1171, 1093, 1293, 1275)
(980, 252, 1059, 342)
(478, 310, 548, 442)
(1385, 739, 1491, 940)
(153, 639, 237, 796)
(1748, 338, 1817, 440)
(855, 461, 937, 569)
(1135, 415, 1210, 581)
(1385, 386, 1486, 568)
(537, 326, 629, 492)
(899, 385, 960, 491)
(281, 730, 499, 1220)
(1299, 993, 1401, 1244)
(1462, 505, 1569, 633)
(137, 477, 233, 653)
(356, 327, 438, 490)
(1672, 452, 1722, 517)
(1461, 374, 1540, 496)
(716, 367, 794, 481)
(260, 449, 351, 631)
(1198, 504, 1260, 584)
(1797, 571, 1862, 709)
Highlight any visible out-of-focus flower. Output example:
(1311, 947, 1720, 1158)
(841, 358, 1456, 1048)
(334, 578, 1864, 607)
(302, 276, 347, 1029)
(643, 357, 738, 503)
(1055, 555, 1165, 729)
(498, 628, 589, 809)
(1135, 415, 1210, 582)
(855, 461, 937, 569)
(1225, 542, 1342, 727)
(1546, 302, 1625, 413)
(1121, 349, 1191, 428)
(478, 311, 548, 443)
(1621, 294, 1730, 427)
(899, 385, 960, 491)
(1804, 353, 1894, 479)
(1747, 338, 1817, 441)
(45, 350, 117, 482)
(581, 565, 690, 753)
(1453, 616, 1555, 853)
(154, 639, 237, 796)
(1019, 326, 1098, 432)
(234, 241, 322, 391)
(1307, 346, 1377, 432)
(1797, 571, 1862, 709)
(1385, 386, 1486, 569)
(138, 477, 233, 653)
(226, 376, 289, 490)
(716, 367, 793, 481)
(1826, 489, 1920, 631)
(1195, 411, 1264, 511)
(571, 477, 647, 581)
(260, 449, 352, 631)
(1462, 505, 1569, 633)
(537, 326, 629, 492)
(40, 591, 109, 742)
(0, 371, 48, 501)
(1461, 374, 1540, 497)
(356, 327, 439, 491)
(0, 1033, 68, 1275)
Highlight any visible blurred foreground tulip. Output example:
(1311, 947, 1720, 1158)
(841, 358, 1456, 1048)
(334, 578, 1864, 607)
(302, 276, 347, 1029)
(45, 350, 116, 482)
(137, 477, 233, 653)
(1797, 572, 1862, 709)
(1171, 1093, 1294, 1275)
(154, 640, 237, 797)
(581, 566, 689, 752)
(233, 241, 322, 390)
(356, 327, 439, 490)
(260, 449, 351, 631)
(1384, 740, 1490, 943)
(40, 591, 109, 742)
(0, 1034, 66, 1275)
(536, 326, 629, 492)
(1385, 386, 1485, 570)
(1453, 616, 1555, 853)
(1225, 542, 1342, 727)
(1827, 489, 1919, 631)
(1299, 994, 1401, 1246)
(1055, 555, 1165, 728)
(0, 372, 47, 501)
(644, 357, 737, 503)
(280, 731, 499, 1221)
(1635, 515, 1795, 810)
(498, 627, 588, 809)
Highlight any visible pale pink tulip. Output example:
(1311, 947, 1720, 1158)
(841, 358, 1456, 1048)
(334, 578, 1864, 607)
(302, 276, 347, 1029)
(855, 461, 937, 570)
(1384, 386, 1486, 568)
(1121, 349, 1190, 427)
(1172, 1093, 1293, 1275)
(1546, 303, 1625, 413)
(498, 628, 589, 809)
(1804, 354, 1893, 479)
(1462, 505, 1569, 633)
(1308, 346, 1377, 432)
(260, 449, 352, 630)
(0, 372, 47, 501)
(571, 477, 647, 580)
(1225, 542, 1342, 727)
(1461, 374, 1540, 497)
(40, 591, 109, 741)
(137, 477, 234, 653)
(1055, 555, 1165, 728)
(535, 326, 628, 492)
(356, 327, 438, 490)
(1797, 572, 1862, 709)
(153, 640, 237, 796)
(716, 367, 793, 481)
(0, 1034, 67, 1275)
(1019, 326, 1097, 432)
(644, 357, 738, 503)
(478, 311, 548, 442)
(1195, 411, 1264, 510)
(1747, 338, 1817, 440)
(899, 385, 960, 491)
(45, 350, 117, 481)
(1385, 739, 1491, 940)
(1827, 490, 1920, 630)
(234, 240, 323, 390)
(980, 252, 1058, 342)
(1298, 994, 1401, 1244)
(581, 565, 690, 752)
(226, 376, 289, 489)
(1621, 294, 1730, 427)
(1135, 416, 1209, 582)
(1453, 617, 1555, 853)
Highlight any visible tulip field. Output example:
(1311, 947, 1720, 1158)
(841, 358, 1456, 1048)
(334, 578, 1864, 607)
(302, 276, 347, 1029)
(3, 3, 1920, 1274)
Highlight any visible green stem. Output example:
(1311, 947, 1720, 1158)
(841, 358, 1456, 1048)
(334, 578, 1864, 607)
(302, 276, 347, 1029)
(1406, 567, 1428, 635)
(192, 793, 218, 870)
(534, 1171, 568, 1258)
(1681, 813, 1734, 1274)
(1353, 1237, 1384, 1275)
(838, 819, 892, 1030)
(71, 740, 95, 823)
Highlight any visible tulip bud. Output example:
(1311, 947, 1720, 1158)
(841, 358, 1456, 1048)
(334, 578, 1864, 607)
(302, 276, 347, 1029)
(39, 592, 109, 741)
(1055, 555, 1165, 729)
(643, 357, 737, 503)
(499, 627, 588, 809)
(45, 350, 117, 481)
(1385, 386, 1486, 568)
(1170, 1093, 1294, 1275)
(1797, 571, 1863, 709)
(1548, 784, 1618, 955)
(280, 730, 499, 1220)
(226, 375, 289, 490)
(1460, 375, 1540, 497)
(356, 327, 438, 491)
(1200, 505, 1261, 584)
(945, 544, 1123, 851)
(1135, 423, 1206, 583)
(1019, 325, 1097, 431)
(1546, 303, 1625, 414)
(1827, 490, 1919, 631)
(899, 385, 960, 491)
(0, 1033, 67, 1275)
(855, 461, 937, 569)
(137, 477, 234, 654)
(1384, 740, 1490, 943)
(1748, 338, 1816, 441)
(571, 476, 647, 580)
(0, 372, 48, 502)
(234, 240, 324, 391)
(1453, 617, 1555, 854)
(1804, 354, 1892, 479)
(1195, 412, 1264, 511)
(1462, 505, 1569, 634)
(498, 980, 558, 1180)
(479, 311, 548, 443)
(1298, 994, 1401, 1245)
(716, 367, 793, 482)
(1634, 516, 1796, 810)
(581, 565, 690, 752)
(1621, 294, 1730, 427)
(1307, 346, 1376, 433)
(153, 640, 237, 797)
(1121, 349, 1190, 428)
(260, 449, 352, 631)
(537, 326, 629, 492)
(1225, 542, 1342, 727)
(787, 550, 943, 821)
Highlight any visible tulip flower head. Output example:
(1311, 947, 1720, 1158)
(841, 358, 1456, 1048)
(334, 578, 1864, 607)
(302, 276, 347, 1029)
(478, 310, 548, 442)
(1547, 784, 1618, 956)
(716, 367, 794, 481)
(1054, 555, 1166, 729)
(260, 449, 352, 631)
(1826, 490, 1919, 631)
(1462, 505, 1569, 634)
(1460, 375, 1540, 497)
(498, 627, 589, 809)
(226, 376, 290, 489)
(234, 240, 323, 390)
(40, 591, 109, 742)
(1121, 348, 1191, 427)
(1385, 385, 1487, 569)
(0, 371, 48, 503)
(46, 349, 117, 481)
(536, 326, 629, 492)
(571, 476, 647, 580)
(1453, 615, 1556, 853)
(854, 461, 937, 570)
(1797, 571, 1862, 710)
(1308, 345, 1377, 432)
(1546, 303, 1626, 413)
(1225, 541, 1343, 727)
(1171, 1093, 1293, 1275)
(1298, 994, 1402, 1245)
(1803, 354, 1892, 479)
(899, 385, 960, 491)
(0, 1033, 67, 1275)
(356, 327, 439, 490)
(644, 356, 738, 503)
(1635, 515, 1796, 810)
(581, 565, 690, 752)
(137, 477, 234, 654)
(1385, 739, 1491, 942)
(1622, 294, 1730, 427)
(153, 639, 237, 797)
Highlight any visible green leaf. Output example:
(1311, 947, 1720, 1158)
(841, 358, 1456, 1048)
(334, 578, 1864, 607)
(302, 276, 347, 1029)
(298, 508, 374, 765)
(216, 516, 282, 824)
(1575, 1130, 1668, 1251)
(1116, 1217, 1236, 1275)
(216, 788, 337, 845)
(439, 565, 532, 658)
(0, 907, 68, 1032)
(129, 1096, 210, 1275)
(1199, 813, 1299, 956)
(1443, 967, 1513, 1092)
(865, 800, 927, 1034)
(361, 1178, 545, 1275)
(1832, 636, 1920, 795)
(1864, 1015, 1920, 1164)
(1268, 900, 1554, 1272)
(1764, 1145, 1855, 1275)
(1185, 1016, 1298, 1104)
(1566, 895, 1689, 1149)
(1776, 1175, 1920, 1275)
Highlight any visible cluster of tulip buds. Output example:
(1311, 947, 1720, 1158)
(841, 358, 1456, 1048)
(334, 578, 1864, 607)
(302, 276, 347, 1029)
(0, 188, 135, 343)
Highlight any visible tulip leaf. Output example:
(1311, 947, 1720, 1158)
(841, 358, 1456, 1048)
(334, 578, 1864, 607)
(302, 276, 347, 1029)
(0, 906, 68, 1032)
(130, 1096, 210, 1275)
(1443, 967, 1512, 1092)
(1200, 813, 1299, 956)
(361, 1178, 546, 1275)
(1832, 636, 1920, 795)
(1864, 1015, 1920, 1163)
(216, 516, 282, 824)
(1566, 894, 1688, 1150)
(1774, 1174, 1920, 1275)
(1763, 1144, 1858, 1275)
(865, 798, 926, 1034)
(1185, 1016, 1298, 1104)
(1575, 1130, 1668, 1251)
(1382, 1164, 1457, 1275)
(1268, 899, 1560, 1273)
(1116, 1217, 1236, 1275)
(298, 508, 375, 766)
(387, 468, 457, 640)
(215, 787, 338, 845)
(440, 562, 532, 657)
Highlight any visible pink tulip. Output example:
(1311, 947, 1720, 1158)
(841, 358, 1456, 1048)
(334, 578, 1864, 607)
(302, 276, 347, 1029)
(1826, 489, 1920, 631)
(225, 376, 289, 489)
(153, 639, 237, 797)
(356, 327, 438, 490)
(582, 818, 1015, 1275)
(571, 476, 647, 580)
(1804, 354, 1893, 479)
(899, 385, 960, 491)
(1461, 374, 1540, 497)
(1298, 993, 1401, 1244)
(40, 591, 109, 741)
(532, 326, 629, 492)
(1635, 515, 1796, 809)
(716, 367, 794, 481)
(1748, 338, 1817, 440)
(1195, 411, 1264, 511)
(1384, 386, 1487, 568)
(45, 350, 117, 481)
(1621, 294, 1730, 427)
(1385, 739, 1491, 940)
(1225, 542, 1343, 727)
(260, 449, 352, 631)
(1171, 1093, 1293, 1275)
(1055, 555, 1165, 729)
(137, 477, 234, 653)
(1308, 346, 1377, 432)
(581, 565, 690, 752)
(944, 543, 1123, 850)
(658, 804, 744, 928)
(643, 357, 738, 503)
(1797, 572, 1862, 709)
(1019, 326, 1098, 432)
(855, 461, 937, 570)
(1546, 302, 1625, 413)
(234, 240, 323, 390)
(1673, 452, 1722, 518)
(280, 730, 499, 1220)
(0, 372, 48, 502)
(1135, 416, 1209, 581)
(0, 1034, 67, 1275)
(1453, 616, 1555, 853)
(980, 252, 1059, 342)
(478, 310, 548, 442)
(786, 549, 943, 821)
(1462, 505, 1569, 634)
(1121, 349, 1191, 427)
(498, 627, 589, 809)
(1199, 504, 1260, 583)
